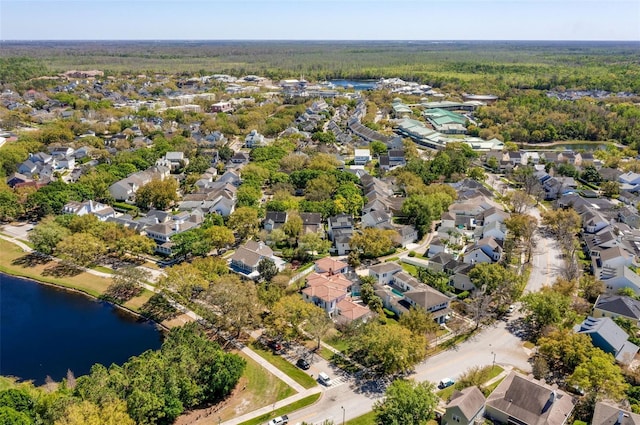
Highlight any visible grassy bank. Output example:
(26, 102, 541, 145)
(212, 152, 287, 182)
(237, 393, 322, 425)
(209, 352, 295, 422)
(249, 343, 318, 389)
(0, 238, 152, 314)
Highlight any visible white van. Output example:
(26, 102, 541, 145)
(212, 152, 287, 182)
(318, 372, 332, 386)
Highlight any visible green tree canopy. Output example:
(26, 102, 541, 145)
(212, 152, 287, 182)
(373, 379, 438, 425)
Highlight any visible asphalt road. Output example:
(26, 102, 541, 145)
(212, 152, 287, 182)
(288, 318, 532, 425)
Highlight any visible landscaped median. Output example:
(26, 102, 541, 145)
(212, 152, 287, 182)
(237, 393, 322, 425)
(249, 342, 318, 389)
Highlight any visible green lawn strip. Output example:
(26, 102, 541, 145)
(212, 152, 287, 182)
(484, 376, 506, 394)
(345, 410, 377, 425)
(17, 239, 35, 248)
(318, 347, 335, 361)
(237, 393, 321, 425)
(401, 262, 419, 277)
(325, 335, 349, 352)
(437, 366, 504, 401)
(249, 343, 317, 389)
(92, 265, 114, 274)
(0, 262, 104, 298)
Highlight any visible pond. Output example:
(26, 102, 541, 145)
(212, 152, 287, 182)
(329, 79, 378, 90)
(0, 273, 163, 385)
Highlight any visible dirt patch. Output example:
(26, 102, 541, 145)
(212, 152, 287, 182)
(161, 313, 196, 329)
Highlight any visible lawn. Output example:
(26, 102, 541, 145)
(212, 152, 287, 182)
(249, 343, 318, 389)
(324, 330, 350, 352)
(237, 393, 321, 425)
(92, 265, 114, 274)
(211, 352, 296, 422)
(401, 262, 419, 277)
(346, 411, 376, 425)
(0, 238, 150, 314)
(437, 365, 504, 401)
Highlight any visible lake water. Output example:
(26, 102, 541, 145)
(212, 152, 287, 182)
(329, 79, 378, 90)
(0, 273, 163, 385)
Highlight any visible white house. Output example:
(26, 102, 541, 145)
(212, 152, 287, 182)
(354, 149, 372, 166)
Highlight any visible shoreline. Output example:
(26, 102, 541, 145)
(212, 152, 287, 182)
(0, 270, 170, 333)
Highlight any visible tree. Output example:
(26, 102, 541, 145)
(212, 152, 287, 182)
(265, 295, 315, 341)
(578, 275, 604, 302)
(203, 278, 262, 337)
(105, 266, 150, 303)
(349, 322, 427, 376)
(54, 400, 135, 425)
(28, 216, 71, 255)
(135, 178, 179, 210)
(56, 232, 106, 267)
(236, 184, 262, 208)
(115, 234, 156, 259)
(158, 263, 208, 301)
(0, 186, 23, 221)
(350, 228, 398, 258)
(569, 349, 628, 402)
(298, 232, 331, 256)
(467, 167, 486, 182)
(454, 365, 497, 392)
(305, 307, 333, 350)
(205, 225, 235, 251)
(537, 329, 594, 376)
(399, 307, 438, 336)
(505, 191, 535, 214)
(601, 180, 620, 198)
(282, 212, 303, 242)
(373, 379, 438, 425)
(370, 141, 388, 157)
(520, 288, 572, 335)
(228, 207, 260, 241)
(505, 213, 538, 263)
(580, 165, 602, 184)
(305, 174, 337, 201)
(258, 258, 278, 282)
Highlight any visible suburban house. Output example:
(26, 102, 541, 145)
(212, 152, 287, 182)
(108, 165, 170, 202)
(299, 212, 323, 234)
(378, 149, 406, 171)
(591, 402, 640, 425)
(592, 294, 640, 326)
(463, 237, 503, 264)
(62, 200, 116, 221)
(368, 262, 403, 285)
(210, 101, 233, 113)
(574, 316, 639, 365)
(144, 210, 204, 255)
(155, 151, 189, 172)
(485, 372, 576, 425)
(328, 214, 355, 255)
(263, 211, 288, 231)
(302, 272, 353, 314)
(443, 386, 486, 425)
(230, 152, 250, 165)
(314, 257, 349, 275)
(353, 148, 372, 166)
(361, 209, 392, 228)
(244, 129, 265, 148)
(599, 266, 640, 296)
(229, 240, 285, 280)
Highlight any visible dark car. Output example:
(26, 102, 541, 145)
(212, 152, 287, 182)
(296, 358, 310, 370)
(268, 340, 283, 353)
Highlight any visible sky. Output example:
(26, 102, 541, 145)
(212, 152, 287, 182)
(1, 0, 639, 41)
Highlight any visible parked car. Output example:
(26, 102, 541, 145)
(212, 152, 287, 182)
(268, 340, 283, 353)
(296, 358, 310, 370)
(438, 378, 455, 389)
(318, 372, 332, 386)
(267, 415, 288, 425)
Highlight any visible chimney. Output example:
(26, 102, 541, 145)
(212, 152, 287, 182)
(548, 391, 556, 404)
(616, 410, 628, 425)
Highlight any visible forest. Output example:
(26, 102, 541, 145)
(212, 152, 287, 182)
(2, 40, 640, 94)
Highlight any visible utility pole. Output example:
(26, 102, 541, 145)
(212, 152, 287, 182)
(341, 406, 345, 425)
